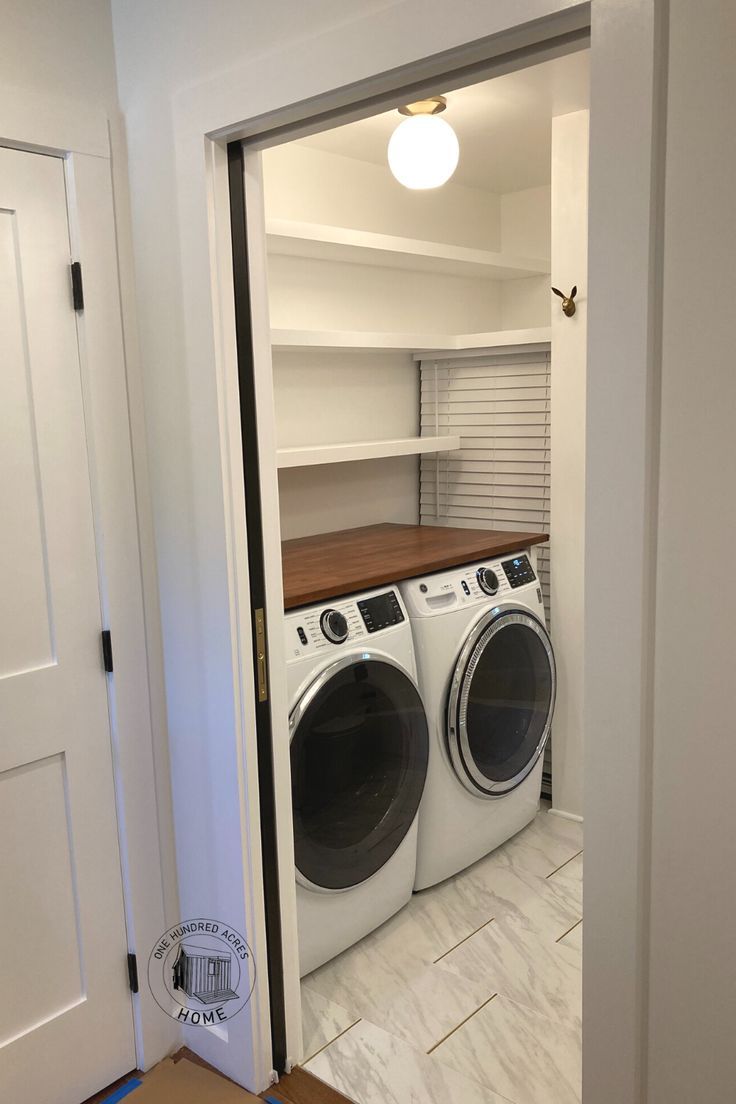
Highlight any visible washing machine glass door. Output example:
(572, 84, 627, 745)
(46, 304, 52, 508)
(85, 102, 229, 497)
(447, 609, 556, 797)
(290, 655, 429, 891)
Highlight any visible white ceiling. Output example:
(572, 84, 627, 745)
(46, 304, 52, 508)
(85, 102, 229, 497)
(300, 50, 590, 194)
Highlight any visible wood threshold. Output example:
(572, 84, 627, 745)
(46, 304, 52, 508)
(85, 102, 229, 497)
(262, 1065, 356, 1104)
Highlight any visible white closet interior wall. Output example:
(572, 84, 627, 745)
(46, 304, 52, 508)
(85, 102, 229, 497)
(267, 256, 505, 334)
(263, 142, 551, 539)
(264, 144, 504, 248)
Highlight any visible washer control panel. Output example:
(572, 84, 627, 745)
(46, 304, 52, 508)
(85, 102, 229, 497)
(501, 554, 536, 589)
(285, 588, 408, 659)
(399, 549, 540, 618)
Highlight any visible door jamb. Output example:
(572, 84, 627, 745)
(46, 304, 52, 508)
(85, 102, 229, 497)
(226, 140, 287, 1073)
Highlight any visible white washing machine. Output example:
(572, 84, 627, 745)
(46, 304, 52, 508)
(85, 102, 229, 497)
(285, 586, 429, 976)
(399, 548, 556, 891)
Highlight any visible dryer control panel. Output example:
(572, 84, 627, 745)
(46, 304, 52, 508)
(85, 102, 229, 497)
(285, 588, 408, 659)
(357, 590, 404, 633)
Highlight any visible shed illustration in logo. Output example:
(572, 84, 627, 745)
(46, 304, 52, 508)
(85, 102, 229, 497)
(148, 918, 255, 1025)
(173, 943, 238, 1005)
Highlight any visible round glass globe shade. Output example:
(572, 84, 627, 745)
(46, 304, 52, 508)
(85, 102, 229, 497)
(387, 114, 459, 190)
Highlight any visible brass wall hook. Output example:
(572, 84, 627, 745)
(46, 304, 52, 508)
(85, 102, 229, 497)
(552, 285, 577, 317)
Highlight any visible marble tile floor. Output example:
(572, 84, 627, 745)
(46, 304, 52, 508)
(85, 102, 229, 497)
(300, 802, 583, 1104)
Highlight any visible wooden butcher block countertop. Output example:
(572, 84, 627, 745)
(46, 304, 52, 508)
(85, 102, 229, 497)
(281, 523, 548, 610)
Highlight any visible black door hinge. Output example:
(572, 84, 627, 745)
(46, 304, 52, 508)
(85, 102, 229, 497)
(101, 629, 114, 673)
(70, 261, 84, 311)
(127, 952, 139, 994)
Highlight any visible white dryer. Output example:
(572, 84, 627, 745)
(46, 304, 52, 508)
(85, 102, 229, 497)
(285, 586, 429, 976)
(399, 549, 555, 891)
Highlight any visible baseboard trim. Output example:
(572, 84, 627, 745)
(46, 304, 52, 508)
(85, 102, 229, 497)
(549, 807, 584, 823)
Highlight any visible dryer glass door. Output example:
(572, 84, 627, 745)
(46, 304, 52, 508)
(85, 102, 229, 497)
(290, 656, 429, 891)
(448, 609, 556, 797)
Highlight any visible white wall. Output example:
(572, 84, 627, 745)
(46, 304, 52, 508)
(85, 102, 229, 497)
(0, 0, 119, 107)
(501, 184, 551, 258)
(274, 349, 418, 449)
(500, 275, 550, 328)
(550, 111, 588, 818)
(264, 143, 502, 249)
(499, 185, 551, 329)
(267, 255, 503, 333)
(279, 459, 420, 540)
(646, 2, 736, 1100)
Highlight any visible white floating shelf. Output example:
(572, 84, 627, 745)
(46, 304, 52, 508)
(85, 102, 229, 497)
(272, 328, 449, 351)
(454, 327, 552, 350)
(267, 219, 550, 282)
(277, 435, 461, 469)
(416, 327, 552, 360)
(271, 327, 551, 354)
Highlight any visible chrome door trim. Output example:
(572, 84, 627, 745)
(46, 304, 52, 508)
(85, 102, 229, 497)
(289, 651, 425, 893)
(447, 607, 556, 798)
(289, 651, 418, 743)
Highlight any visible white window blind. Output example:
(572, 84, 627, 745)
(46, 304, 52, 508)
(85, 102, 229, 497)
(419, 346, 552, 792)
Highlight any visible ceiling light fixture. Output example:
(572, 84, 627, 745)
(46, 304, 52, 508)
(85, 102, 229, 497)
(387, 96, 459, 190)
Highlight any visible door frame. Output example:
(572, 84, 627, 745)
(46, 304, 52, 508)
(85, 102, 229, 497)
(166, 0, 666, 1097)
(0, 91, 179, 1071)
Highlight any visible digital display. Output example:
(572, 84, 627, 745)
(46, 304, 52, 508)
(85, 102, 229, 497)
(358, 591, 404, 633)
(502, 554, 536, 589)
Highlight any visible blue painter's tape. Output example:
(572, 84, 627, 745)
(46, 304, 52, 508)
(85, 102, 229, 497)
(100, 1078, 143, 1104)
(263, 1096, 283, 1104)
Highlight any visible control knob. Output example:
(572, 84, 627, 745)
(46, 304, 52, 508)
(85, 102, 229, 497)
(476, 566, 499, 596)
(320, 608, 349, 644)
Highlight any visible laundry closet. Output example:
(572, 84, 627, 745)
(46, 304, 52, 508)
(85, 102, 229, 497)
(256, 52, 588, 1104)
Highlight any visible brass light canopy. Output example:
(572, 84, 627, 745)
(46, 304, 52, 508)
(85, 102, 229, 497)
(398, 95, 448, 117)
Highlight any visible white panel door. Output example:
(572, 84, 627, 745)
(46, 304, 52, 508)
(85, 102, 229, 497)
(0, 147, 136, 1103)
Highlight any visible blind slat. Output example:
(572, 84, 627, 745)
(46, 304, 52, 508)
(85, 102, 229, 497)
(422, 477, 551, 494)
(423, 414, 550, 429)
(423, 461, 549, 475)
(424, 361, 550, 379)
(421, 378, 550, 393)
(423, 470, 549, 483)
(423, 399, 550, 412)
(434, 449, 550, 463)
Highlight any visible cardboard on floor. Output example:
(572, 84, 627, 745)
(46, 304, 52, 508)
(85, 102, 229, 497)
(101, 1056, 261, 1104)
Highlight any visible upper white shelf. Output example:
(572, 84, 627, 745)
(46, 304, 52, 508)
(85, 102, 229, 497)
(266, 218, 550, 282)
(277, 434, 461, 469)
(271, 326, 552, 354)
